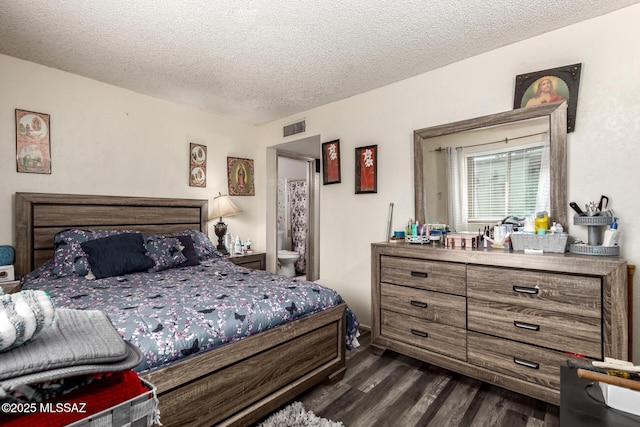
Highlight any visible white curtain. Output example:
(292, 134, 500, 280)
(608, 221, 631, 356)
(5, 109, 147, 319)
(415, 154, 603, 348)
(445, 147, 462, 232)
(535, 143, 550, 214)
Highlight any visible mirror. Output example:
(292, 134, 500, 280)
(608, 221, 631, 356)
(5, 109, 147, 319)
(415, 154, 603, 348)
(414, 101, 567, 232)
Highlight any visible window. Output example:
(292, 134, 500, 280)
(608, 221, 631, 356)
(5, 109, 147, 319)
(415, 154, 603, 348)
(466, 145, 544, 222)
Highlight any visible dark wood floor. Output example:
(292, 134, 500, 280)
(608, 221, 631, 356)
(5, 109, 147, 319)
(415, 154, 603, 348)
(298, 330, 560, 427)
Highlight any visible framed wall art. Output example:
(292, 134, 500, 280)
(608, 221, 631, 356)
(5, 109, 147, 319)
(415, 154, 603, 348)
(355, 145, 377, 194)
(189, 143, 207, 187)
(227, 157, 255, 196)
(321, 139, 341, 185)
(16, 109, 51, 174)
(514, 63, 581, 132)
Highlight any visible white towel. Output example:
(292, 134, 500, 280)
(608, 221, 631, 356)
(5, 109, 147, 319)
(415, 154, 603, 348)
(0, 290, 55, 352)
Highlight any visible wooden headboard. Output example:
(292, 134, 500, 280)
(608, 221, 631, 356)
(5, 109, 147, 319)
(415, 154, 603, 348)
(15, 192, 208, 277)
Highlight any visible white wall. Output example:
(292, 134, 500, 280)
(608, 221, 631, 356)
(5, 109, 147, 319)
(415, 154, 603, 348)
(278, 157, 308, 180)
(259, 5, 640, 361)
(0, 54, 263, 250)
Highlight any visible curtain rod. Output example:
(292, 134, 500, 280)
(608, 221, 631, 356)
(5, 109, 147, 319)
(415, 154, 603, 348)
(430, 131, 548, 152)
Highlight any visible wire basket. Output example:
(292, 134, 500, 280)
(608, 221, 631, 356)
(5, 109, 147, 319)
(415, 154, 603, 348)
(573, 214, 613, 226)
(67, 378, 159, 427)
(510, 232, 568, 253)
(569, 243, 620, 256)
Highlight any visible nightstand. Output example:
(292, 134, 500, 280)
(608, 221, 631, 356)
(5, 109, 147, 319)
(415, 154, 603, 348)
(1, 280, 21, 294)
(228, 252, 266, 270)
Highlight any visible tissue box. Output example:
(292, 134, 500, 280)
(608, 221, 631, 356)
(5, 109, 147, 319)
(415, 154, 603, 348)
(0, 265, 15, 282)
(599, 382, 640, 416)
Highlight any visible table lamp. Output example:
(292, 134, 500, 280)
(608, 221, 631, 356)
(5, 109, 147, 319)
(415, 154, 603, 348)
(211, 192, 241, 255)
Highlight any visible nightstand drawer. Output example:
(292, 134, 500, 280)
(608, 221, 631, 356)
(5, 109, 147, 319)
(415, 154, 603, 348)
(468, 297, 602, 358)
(380, 256, 466, 295)
(229, 253, 266, 270)
(381, 309, 467, 360)
(381, 282, 465, 328)
(467, 265, 601, 316)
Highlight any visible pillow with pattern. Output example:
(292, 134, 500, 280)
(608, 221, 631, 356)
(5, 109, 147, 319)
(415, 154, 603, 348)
(144, 236, 188, 272)
(175, 229, 223, 260)
(174, 235, 201, 268)
(52, 229, 136, 277)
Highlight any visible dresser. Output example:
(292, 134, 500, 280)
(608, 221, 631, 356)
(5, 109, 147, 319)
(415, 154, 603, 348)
(371, 242, 628, 405)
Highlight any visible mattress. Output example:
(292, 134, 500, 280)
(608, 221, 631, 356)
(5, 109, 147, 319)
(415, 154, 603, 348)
(21, 256, 359, 374)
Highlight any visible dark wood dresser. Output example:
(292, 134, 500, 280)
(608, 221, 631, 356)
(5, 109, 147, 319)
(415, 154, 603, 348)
(371, 241, 628, 405)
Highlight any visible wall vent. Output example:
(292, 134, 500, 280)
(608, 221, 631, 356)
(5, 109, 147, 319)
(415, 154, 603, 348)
(283, 120, 306, 137)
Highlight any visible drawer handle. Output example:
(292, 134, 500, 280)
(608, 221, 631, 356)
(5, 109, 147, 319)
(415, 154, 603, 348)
(411, 329, 428, 338)
(513, 357, 539, 370)
(410, 300, 428, 309)
(514, 321, 540, 331)
(513, 285, 539, 295)
(411, 271, 428, 278)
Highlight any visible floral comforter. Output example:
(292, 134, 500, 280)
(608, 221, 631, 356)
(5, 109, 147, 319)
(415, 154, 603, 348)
(21, 256, 359, 373)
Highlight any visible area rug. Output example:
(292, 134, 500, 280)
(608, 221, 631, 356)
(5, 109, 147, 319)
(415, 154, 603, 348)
(257, 401, 344, 427)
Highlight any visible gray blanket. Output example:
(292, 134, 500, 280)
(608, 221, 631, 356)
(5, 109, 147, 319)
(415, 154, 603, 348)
(0, 309, 142, 388)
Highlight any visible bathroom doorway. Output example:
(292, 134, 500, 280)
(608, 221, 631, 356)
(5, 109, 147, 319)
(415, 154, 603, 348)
(278, 157, 310, 280)
(266, 135, 320, 281)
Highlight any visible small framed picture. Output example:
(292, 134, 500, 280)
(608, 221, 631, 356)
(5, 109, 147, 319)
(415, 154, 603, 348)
(16, 109, 51, 174)
(227, 157, 255, 196)
(355, 145, 377, 194)
(321, 139, 341, 185)
(514, 63, 581, 132)
(189, 143, 207, 187)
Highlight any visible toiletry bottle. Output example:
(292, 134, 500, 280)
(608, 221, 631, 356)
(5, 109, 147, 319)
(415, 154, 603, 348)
(534, 211, 548, 234)
(602, 218, 620, 247)
(234, 236, 242, 254)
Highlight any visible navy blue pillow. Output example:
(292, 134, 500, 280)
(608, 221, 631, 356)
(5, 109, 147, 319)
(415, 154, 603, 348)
(175, 235, 201, 268)
(81, 233, 154, 279)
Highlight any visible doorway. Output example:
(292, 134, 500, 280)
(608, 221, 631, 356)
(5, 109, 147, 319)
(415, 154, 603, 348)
(266, 135, 320, 281)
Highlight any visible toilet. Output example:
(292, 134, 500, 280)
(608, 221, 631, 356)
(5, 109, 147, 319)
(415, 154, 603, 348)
(277, 230, 300, 278)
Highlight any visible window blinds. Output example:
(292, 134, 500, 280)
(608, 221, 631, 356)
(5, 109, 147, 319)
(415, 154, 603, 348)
(466, 146, 544, 221)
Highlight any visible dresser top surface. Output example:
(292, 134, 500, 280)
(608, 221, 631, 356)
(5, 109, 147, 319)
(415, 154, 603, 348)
(372, 241, 626, 277)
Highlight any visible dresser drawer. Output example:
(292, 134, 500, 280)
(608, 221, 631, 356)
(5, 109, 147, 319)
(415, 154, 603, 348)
(467, 265, 601, 317)
(381, 282, 465, 328)
(381, 309, 467, 360)
(468, 331, 587, 391)
(380, 256, 466, 296)
(468, 297, 602, 359)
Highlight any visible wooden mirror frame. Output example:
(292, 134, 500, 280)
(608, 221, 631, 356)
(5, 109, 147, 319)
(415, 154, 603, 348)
(413, 101, 567, 231)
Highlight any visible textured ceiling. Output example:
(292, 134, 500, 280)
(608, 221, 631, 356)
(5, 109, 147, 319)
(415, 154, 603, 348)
(1, 1, 638, 125)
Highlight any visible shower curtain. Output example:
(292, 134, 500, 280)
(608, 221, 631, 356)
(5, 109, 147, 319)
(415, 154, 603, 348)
(288, 180, 307, 274)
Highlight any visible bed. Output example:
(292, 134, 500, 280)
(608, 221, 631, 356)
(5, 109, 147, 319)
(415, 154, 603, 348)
(14, 192, 357, 427)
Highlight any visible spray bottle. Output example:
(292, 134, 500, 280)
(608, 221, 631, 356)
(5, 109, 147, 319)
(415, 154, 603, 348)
(602, 217, 620, 247)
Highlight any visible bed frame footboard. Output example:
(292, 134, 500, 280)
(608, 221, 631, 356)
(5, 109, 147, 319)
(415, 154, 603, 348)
(142, 304, 347, 427)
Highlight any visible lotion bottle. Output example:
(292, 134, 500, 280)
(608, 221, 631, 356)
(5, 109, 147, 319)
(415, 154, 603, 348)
(602, 218, 620, 247)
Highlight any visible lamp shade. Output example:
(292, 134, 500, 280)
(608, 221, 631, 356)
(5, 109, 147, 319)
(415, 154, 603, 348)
(211, 193, 241, 221)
